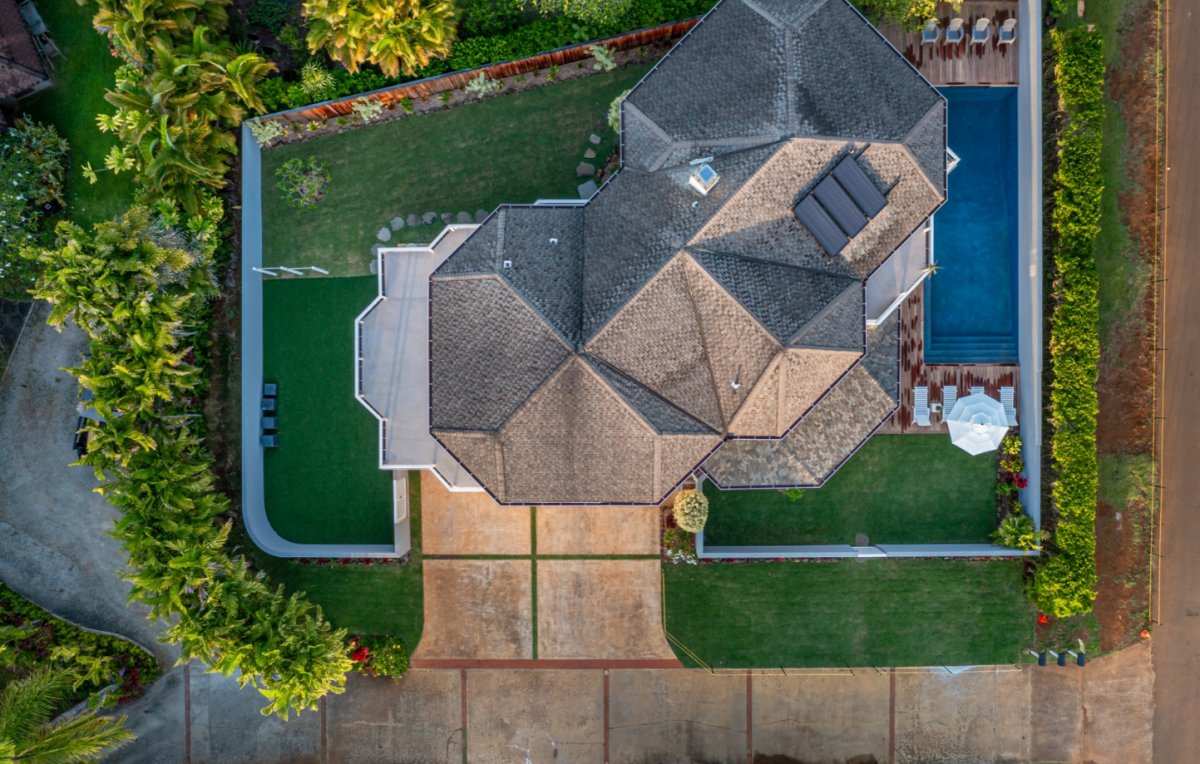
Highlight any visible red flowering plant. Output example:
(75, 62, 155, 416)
(994, 434, 1027, 524)
(345, 636, 409, 681)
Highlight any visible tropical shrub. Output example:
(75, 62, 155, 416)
(277, 158, 331, 208)
(463, 72, 503, 99)
(531, 0, 632, 25)
(992, 512, 1046, 552)
(92, 0, 232, 65)
(591, 43, 616, 71)
(300, 61, 337, 101)
(350, 97, 386, 122)
(249, 117, 287, 148)
(98, 30, 275, 214)
(30, 208, 353, 717)
(673, 489, 709, 533)
(1029, 27, 1104, 618)
(0, 668, 134, 762)
(0, 121, 68, 297)
(303, 0, 459, 77)
(248, 0, 294, 33)
(607, 88, 628, 133)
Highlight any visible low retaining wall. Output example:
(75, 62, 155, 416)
(696, 534, 1040, 559)
(263, 18, 697, 124)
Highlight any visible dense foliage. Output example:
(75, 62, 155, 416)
(0, 121, 68, 298)
(0, 583, 158, 706)
(0, 668, 134, 763)
(852, 0, 962, 30)
(302, 0, 458, 78)
(91, 0, 273, 214)
(673, 489, 709, 534)
(1029, 27, 1104, 617)
(30, 208, 352, 717)
(258, 0, 717, 112)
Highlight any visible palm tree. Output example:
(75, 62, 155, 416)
(0, 669, 133, 763)
(304, 0, 457, 77)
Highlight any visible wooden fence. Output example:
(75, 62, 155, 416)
(267, 18, 699, 124)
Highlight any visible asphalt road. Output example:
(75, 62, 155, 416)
(1154, 1, 1200, 761)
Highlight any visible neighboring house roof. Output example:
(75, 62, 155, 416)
(427, 0, 945, 505)
(0, 0, 48, 103)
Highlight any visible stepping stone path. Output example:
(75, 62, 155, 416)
(407, 213, 420, 227)
(390, 216, 406, 231)
(475, 209, 488, 222)
(456, 211, 473, 223)
(440, 212, 453, 224)
(577, 180, 598, 199)
(422, 212, 438, 225)
(589, 133, 602, 145)
(584, 148, 596, 159)
(576, 162, 595, 178)
(376, 227, 391, 242)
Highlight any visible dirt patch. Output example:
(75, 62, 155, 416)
(1094, 498, 1151, 649)
(1091, 0, 1160, 651)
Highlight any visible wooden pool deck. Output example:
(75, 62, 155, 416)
(879, 1, 1020, 86)
(881, 286, 1019, 434)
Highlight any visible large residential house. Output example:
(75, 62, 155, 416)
(360, 0, 948, 506)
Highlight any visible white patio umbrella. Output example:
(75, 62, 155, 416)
(945, 393, 1009, 455)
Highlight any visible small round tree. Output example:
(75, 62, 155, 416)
(673, 489, 709, 534)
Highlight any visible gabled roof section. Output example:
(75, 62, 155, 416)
(586, 357, 716, 435)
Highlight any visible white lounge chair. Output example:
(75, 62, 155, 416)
(942, 385, 958, 418)
(945, 18, 965, 44)
(972, 17, 992, 46)
(921, 19, 941, 45)
(998, 18, 1017, 45)
(913, 385, 931, 427)
(1000, 386, 1017, 426)
(970, 385, 984, 396)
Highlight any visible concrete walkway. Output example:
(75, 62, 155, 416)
(117, 644, 1152, 763)
(1153, 0, 1200, 760)
(0, 302, 173, 665)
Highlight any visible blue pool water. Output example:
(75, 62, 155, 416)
(924, 87, 1019, 364)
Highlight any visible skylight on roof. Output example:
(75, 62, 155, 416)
(688, 163, 720, 195)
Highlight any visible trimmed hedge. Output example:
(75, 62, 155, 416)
(1029, 27, 1104, 617)
(260, 0, 717, 111)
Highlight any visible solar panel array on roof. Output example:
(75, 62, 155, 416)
(793, 153, 888, 255)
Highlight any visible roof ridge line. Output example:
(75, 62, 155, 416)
(680, 258, 730, 431)
(686, 246, 858, 282)
(784, 281, 863, 348)
(583, 354, 719, 435)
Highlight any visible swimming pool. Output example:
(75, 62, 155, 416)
(924, 87, 1019, 365)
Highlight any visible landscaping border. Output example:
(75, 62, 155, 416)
(257, 19, 697, 125)
(695, 534, 1039, 559)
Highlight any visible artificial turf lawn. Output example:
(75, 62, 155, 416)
(262, 275, 392, 544)
(260, 64, 651, 276)
(249, 472, 424, 648)
(20, 0, 134, 225)
(663, 558, 1032, 667)
(702, 435, 999, 546)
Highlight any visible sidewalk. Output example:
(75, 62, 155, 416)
(117, 644, 1152, 763)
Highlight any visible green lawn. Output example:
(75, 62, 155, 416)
(260, 64, 650, 275)
(664, 559, 1033, 667)
(249, 472, 424, 648)
(19, 0, 134, 224)
(262, 276, 392, 544)
(703, 435, 998, 546)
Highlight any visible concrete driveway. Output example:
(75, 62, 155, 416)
(116, 643, 1153, 763)
(0, 302, 172, 663)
